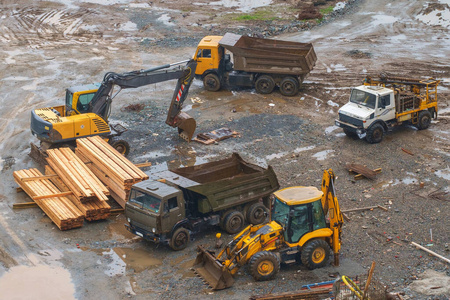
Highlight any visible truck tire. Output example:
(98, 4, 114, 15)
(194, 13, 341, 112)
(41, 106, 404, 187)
(255, 75, 275, 94)
(203, 73, 221, 92)
(279, 77, 299, 97)
(169, 227, 190, 251)
(343, 128, 357, 138)
(109, 138, 130, 156)
(249, 251, 280, 281)
(417, 110, 431, 130)
(223, 211, 245, 234)
(365, 123, 384, 144)
(247, 203, 268, 225)
(301, 239, 331, 270)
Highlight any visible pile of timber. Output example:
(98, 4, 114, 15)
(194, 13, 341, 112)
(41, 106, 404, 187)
(45, 166, 110, 221)
(75, 136, 149, 208)
(46, 147, 109, 202)
(13, 168, 84, 230)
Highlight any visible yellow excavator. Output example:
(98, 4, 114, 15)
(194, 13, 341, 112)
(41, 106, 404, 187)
(193, 169, 344, 290)
(30, 59, 197, 162)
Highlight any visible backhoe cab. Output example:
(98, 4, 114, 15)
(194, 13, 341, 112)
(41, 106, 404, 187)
(193, 169, 343, 290)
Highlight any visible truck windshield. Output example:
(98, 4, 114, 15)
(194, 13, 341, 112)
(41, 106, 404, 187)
(129, 189, 161, 213)
(350, 89, 376, 109)
(271, 197, 290, 227)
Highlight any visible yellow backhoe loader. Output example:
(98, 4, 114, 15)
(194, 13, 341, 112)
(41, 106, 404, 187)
(193, 169, 343, 290)
(30, 59, 197, 163)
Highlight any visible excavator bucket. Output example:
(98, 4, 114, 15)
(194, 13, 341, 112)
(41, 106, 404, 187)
(174, 111, 196, 142)
(192, 245, 235, 290)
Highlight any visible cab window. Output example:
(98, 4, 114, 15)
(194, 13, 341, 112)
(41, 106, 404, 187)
(380, 95, 390, 107)
(129, 190, 161, 213)
(77, 93, 95, 113)
(167, 197, 178, 210)
(288, 204, 310, 243)
(196, 49, 212, 58)
(65, 90, 73, 108)
(311, 200, 326, 230)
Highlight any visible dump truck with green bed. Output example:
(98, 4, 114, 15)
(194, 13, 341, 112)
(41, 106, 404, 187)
(125, 153, 279, 250)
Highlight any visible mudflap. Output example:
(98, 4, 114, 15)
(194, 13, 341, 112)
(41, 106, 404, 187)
(29, 142, 49, 166)
(192, 245, 235, 290)
(174, 111, 196, 142)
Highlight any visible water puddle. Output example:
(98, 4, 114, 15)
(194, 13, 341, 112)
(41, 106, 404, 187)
(113, 247, 162, 273)
(435, 167, 450, 180)
(325, 125, 339, 134)
(199, 0, 273, 12)
(0, 265, 76, 299)
(312, 150, 334, 161)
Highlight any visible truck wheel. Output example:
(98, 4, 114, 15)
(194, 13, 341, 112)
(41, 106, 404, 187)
(365, 124, 384, 144)
(417, 110, 431, 130)
(301, 239, 331, 270)
(169, 227, 190, 251)
(255, 75, 275, 94)
(279, 77, 299, 97)
(203, 73, 221, 92)
(249, 251, 280, 281)
(247, 203, 268, 225)
(343, 128, 357, 138)
(110, 138, 130, 156)
(223, 211, 245, 234)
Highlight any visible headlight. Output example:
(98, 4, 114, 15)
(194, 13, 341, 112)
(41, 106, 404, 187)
(356, 129, 362, 135)
(127, 218, 130, 223)
(152, 228, 156, 233)
(335, 120, 340, 126)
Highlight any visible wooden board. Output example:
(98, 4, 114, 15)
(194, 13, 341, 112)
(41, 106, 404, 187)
(346, 163, 380, 180)
(45, 165, 111, 221)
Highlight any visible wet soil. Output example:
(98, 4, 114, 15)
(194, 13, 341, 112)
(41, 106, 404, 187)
(0, 0, 449, 299)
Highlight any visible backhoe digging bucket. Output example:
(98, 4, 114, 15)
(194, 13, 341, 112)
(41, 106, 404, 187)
(192, 245, 235, 290)
(174, 111, 196, 142)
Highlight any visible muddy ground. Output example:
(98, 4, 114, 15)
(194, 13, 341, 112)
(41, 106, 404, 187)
(0, 0, 449, 299)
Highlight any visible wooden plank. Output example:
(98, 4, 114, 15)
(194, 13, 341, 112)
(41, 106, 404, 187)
(21, 174, 59, 182)
(342, 205, 388, 213)
(33, 191, 73, 200)
(411, 242, 450, 264)
(363, 261, 376, 299)
(134, 162, 152, 168)
(354, 168, 382, 180)
(346, 163, 378, 180)
(13, 202, 38, 209)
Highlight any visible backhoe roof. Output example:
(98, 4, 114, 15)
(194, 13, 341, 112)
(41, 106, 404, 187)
(274, 186, 323, 205)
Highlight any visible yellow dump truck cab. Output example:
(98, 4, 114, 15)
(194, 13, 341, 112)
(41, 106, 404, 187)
(30, 83, 111, 144)
(193, 36, 226, 92)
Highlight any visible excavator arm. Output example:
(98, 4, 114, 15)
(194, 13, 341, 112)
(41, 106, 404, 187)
(89, 59, 198, 140)
(320, 169, 344, 266)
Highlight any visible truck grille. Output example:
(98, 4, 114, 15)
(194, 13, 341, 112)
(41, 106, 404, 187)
(339, 113, 363, 127)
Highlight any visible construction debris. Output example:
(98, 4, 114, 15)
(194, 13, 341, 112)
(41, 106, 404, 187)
(46, 147, 109, 202)
(411, 242, 450, 264)
(13, 168, 84, 230)
(346, 163, 381, 180)
(193, 127, 238, 145)
(401, 147, 414, 156)
(75, 136, 149, 208)
(249, 287, 332, 300)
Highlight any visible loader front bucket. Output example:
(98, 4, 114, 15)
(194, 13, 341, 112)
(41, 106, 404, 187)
(192, 245, 235, 290)
(174, 111, 196, 142)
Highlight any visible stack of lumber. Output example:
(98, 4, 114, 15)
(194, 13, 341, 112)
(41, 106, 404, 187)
(46, 147, 109, 202)
(45, 166, 111, 221)
(75, 136, 149, 208)
(13, 168, 84, 230)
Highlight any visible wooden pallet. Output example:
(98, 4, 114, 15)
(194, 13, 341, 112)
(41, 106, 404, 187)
(46, 147, 109, 202)
(13, 168, 84, 230)
(75, 136, 148, 208)
(45, 166, 111, 221)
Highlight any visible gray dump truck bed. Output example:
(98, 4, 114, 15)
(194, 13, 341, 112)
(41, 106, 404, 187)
(219, 32, 317, 78)
(149, 153, 279, 214)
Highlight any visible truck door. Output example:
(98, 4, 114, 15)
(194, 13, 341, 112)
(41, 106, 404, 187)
(376, 93, 395, 121)
(161, 195, 185, 234)
(195, 48, 215, 76)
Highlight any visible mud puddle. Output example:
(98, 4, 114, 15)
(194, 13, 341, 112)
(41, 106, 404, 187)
(0, 264, 76, 299)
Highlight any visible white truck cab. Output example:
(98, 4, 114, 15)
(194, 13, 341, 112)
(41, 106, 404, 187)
(335, 75, 439, 144)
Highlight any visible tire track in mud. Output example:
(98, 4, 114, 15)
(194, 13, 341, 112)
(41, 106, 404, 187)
(0, 6, 100, 48)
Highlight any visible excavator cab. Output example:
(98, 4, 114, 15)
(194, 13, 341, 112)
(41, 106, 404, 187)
(65, 84, 100, 115)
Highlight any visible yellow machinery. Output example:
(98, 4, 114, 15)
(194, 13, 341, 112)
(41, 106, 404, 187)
(193, 169, 343, 290)
(30, 60, 197, 160)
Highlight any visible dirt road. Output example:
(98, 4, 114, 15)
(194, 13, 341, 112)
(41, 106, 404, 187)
(0, 0, 449, 299)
